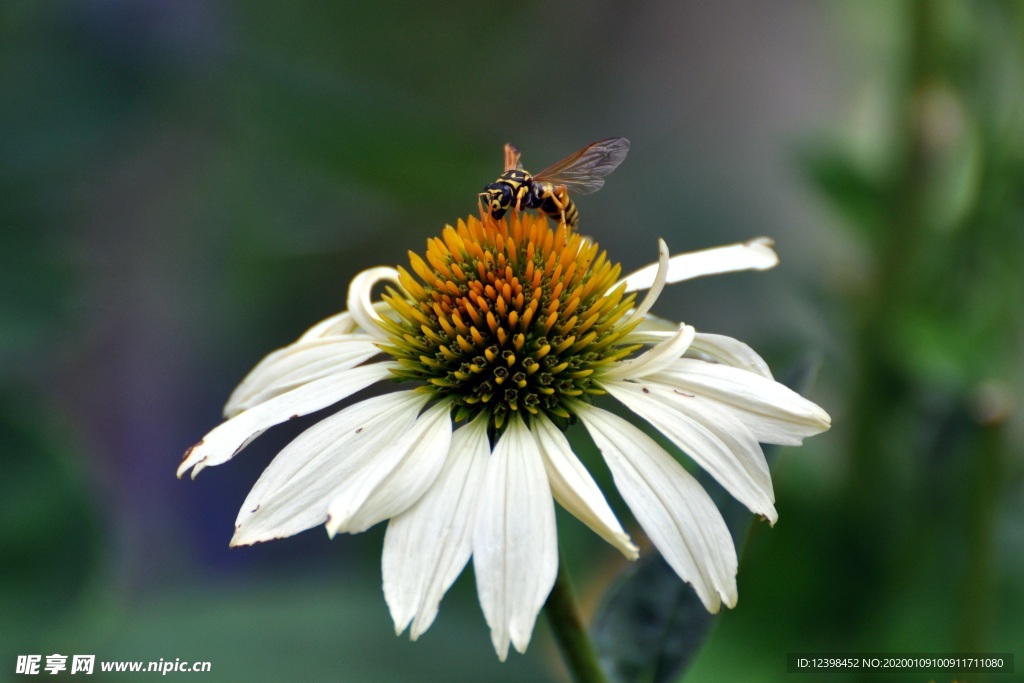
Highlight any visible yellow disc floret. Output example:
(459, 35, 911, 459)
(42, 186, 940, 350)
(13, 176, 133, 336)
(378, 213, 640, 430)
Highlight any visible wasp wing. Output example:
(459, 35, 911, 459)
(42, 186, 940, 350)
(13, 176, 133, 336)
(504, 142, 523, 172)
(532, 137, 630, 195)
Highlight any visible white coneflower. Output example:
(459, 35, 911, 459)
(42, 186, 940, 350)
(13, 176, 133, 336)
(178, 213, 830, 660)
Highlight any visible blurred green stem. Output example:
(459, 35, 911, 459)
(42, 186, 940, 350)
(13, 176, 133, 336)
(844, 0, 1006, 653)
(840, 0, 941, 646)
(958, 417, 1004, 651)
(544, 553, 608, 683)
(847, 0, 935, 491)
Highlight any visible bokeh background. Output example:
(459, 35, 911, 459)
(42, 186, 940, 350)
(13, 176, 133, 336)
(2, 1, 1022, 681)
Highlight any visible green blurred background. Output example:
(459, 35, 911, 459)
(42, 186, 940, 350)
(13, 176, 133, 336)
(2, 1, 1021, 681)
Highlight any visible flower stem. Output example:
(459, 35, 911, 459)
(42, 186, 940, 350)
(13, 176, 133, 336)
(544, 553, 608, 683)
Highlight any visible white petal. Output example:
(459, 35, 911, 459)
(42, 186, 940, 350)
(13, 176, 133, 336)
(326, 399, 453, 535)
(297, 310, 360, 340)
(686, 333, 774, 379)
(383, 415, 490, 639)
(178, 362, 396, 479)
(604, 379, 777, 523)
(532, 414, 638, 559)
(653, 359, 831, 445)
(622, 328, 774, 380)
(229, 390, 428, 546)
(623, 315, 679, 345)
(618, 237, 779, 293)
(622, 238, 670, 327)
(224, 338, 380, 418)
(298, 300, 406, 340)
(576, 404, 738, 611)
(600, 323, 695, 382)
(473, 415, 558, 661)
(296, 302, 397, 341)
(347, 267, 402, 341)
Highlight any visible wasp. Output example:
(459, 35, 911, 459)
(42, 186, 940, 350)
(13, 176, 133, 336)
(480, 137, 630, 230)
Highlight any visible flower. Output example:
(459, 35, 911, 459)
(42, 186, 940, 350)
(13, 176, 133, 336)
(178, 213, 830, 660)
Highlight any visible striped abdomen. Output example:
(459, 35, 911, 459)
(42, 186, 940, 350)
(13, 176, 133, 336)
(535, 183, 579, 230)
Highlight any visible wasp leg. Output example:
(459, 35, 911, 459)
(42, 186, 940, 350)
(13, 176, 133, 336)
(514, 184, 531, 212)
(539, 185, 570, 226)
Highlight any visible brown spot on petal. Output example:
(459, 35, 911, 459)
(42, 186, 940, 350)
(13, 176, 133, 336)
(289, 414, 299, 420)
(673, 390, 695, 398)
(181, 439, 204, 463)
(355, 427, 363, 433)
(642, 387, 650, 394)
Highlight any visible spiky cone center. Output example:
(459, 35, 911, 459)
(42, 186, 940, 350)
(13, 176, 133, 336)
(378, 213, 640, 430)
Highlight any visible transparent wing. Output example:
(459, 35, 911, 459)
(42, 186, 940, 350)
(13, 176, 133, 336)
(533, 137, 630, 195)
(504, 142, 523, 172)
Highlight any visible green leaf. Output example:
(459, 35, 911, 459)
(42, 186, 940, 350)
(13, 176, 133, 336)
(800, 146, 890, 242)
(0, 390, 102, 657)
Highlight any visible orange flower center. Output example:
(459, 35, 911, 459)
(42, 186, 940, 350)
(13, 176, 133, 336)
(378, 213, 639, 429)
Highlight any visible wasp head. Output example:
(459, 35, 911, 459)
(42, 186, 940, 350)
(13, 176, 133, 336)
(480, 181, 513, 219)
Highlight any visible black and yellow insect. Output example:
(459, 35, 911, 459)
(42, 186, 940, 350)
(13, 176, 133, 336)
(479, 137, 630, 230)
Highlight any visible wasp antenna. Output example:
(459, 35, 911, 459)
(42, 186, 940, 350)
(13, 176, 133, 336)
(504, 143, 522, 172)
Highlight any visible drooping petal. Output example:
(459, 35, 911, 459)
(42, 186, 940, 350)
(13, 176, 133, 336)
(473, 415, 558, 661)
(624, 326, 775, 379)
(532, 414, 638, 559)
(600, 323, 695, 382)
(382, 415, 490, 640)
(230, 390, 429, 546)
(224, 337, 380, 418)
(178, 362, 396, 479)
(686, 332, 774, 379)
(652, 359, 831, 445)
(618, 237, 779, 293)
(347, 267, 403, 341)
(603, 379, 777, 523)
(576, 404, 738, 612)
(623, 312, 678, 344)
(325, 399, 453, 535)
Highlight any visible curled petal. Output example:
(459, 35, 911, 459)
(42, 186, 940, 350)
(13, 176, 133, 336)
(623, 326, 774, 379)
(622, 238, 670, 327)
(600, 323, 695, 382)
(347, 267, 403, 341)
